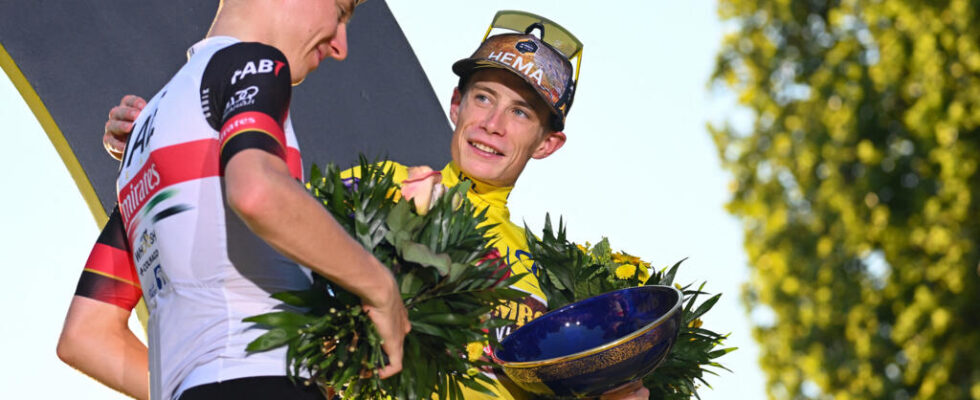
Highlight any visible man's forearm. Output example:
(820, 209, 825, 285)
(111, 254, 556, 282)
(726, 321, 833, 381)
(58, 296, 148, 400)
(224, 149, 397, 307)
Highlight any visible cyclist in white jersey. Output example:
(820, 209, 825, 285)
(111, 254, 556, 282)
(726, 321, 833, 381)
(58, 1, 409, 399)
(72, 8, 649, 400)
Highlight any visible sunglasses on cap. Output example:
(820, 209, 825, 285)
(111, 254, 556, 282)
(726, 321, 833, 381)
(482, 10, 583, 86)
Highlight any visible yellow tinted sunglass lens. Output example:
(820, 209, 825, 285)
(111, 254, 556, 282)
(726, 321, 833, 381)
(488, 10, 582, 58)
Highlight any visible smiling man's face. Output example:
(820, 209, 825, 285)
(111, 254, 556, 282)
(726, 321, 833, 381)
(449, 69, 565, 187)
(277, 0, 355, 84)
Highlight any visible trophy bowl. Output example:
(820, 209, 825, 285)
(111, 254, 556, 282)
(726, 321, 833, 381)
(493, 285, 683, 398)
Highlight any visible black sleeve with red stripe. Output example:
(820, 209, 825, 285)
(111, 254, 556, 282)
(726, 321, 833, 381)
(200, 42, 292, 174)
(74, 206, 142, 310)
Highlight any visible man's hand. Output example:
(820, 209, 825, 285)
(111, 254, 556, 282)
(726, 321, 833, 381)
(362, 271, 411, 379)
(599, 380, 650, 400)
(103, 95, 146, 160)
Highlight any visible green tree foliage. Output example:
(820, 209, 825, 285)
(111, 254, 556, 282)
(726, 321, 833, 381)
(711, 0, 980, 398)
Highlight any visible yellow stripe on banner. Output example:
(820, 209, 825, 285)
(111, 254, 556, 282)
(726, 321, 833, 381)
(0, 41, 150, 330)
(0, 41, 107, 227)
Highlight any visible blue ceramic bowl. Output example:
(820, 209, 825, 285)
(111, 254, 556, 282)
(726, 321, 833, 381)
(493, 285, 683, 398)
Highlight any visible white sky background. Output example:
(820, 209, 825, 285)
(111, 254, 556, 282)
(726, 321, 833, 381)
(0, 1, 765, 398)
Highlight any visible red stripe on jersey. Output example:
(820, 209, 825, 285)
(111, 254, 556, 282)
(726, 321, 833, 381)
(76, 271, 143, 311)
(287, 147, 303, 180)
(83, 243, 140, 287)
(118, 139, 219, 227)
(76, 241, 142, 310)
(219, 111, 286, 153)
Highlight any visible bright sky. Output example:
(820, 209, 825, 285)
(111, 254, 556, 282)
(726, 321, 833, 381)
(0, 1, 764, 398)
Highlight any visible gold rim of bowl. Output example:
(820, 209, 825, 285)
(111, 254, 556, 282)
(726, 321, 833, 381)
(495, 285, 683, 369)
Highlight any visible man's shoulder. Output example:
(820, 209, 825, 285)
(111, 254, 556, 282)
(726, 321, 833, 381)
(208, 41, 287, 65)
(202, 41, 291, 88)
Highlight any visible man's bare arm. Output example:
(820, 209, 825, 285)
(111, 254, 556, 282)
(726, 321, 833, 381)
(58, 296, 148, 400)
(224, 149, 410, 378)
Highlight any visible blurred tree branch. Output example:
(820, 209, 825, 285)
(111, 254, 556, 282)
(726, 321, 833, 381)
(711, 0, 980, 398)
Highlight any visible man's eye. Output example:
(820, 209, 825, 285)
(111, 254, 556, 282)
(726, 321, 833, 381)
(336, 2, 352, 22)
(513, 108, 529, 119)
(474, 94, 490, 104)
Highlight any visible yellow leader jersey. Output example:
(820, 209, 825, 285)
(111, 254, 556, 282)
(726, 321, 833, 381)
(345, 161, 546, 399)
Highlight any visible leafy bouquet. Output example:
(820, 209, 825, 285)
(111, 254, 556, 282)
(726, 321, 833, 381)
(527, 216, 735, 399)
(244, 159, 525, 399)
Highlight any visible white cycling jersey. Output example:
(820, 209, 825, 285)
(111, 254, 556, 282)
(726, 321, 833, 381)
(116, 36, 308, 400)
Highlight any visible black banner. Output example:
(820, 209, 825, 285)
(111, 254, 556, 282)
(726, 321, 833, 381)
(0, 0, 451, 223)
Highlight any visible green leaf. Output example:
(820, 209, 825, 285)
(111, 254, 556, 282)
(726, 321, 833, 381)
(400, 242, 452, 274)
(688, 293, 721, 322)
(410, 320, 447, 337)
(245, 328, 295, 352)
(271, 290, 321, 308)
(399, 271, 424, 297)
(415, 312, 472, 326)
(243, 311, 314, 328)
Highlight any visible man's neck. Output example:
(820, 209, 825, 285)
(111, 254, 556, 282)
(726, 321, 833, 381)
(206, 2, 275, 45)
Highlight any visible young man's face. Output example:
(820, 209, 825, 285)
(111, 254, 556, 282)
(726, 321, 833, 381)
(449, 69, 566, 187)
(279, 0, 355, 84)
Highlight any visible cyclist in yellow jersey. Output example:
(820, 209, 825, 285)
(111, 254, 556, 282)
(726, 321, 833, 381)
(94, 10, 648, 400)
(337, 16, 644, 397)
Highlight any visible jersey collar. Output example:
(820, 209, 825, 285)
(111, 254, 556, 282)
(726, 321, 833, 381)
(187, 36, 239, 59)
(440, 162, 512, 220)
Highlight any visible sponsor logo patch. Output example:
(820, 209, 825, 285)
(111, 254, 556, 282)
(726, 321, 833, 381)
(134, 229, 157, 263)
(486, 51, 545, 85)
(224, 85, 260, 116)
(231, 59, 284, 84)
(516, 40, 538, 54)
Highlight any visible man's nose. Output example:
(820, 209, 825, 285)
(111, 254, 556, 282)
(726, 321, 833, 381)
(327, 23, 349, 61)
(480, 106, 505, 136)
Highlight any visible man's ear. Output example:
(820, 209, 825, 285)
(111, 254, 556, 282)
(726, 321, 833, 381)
(531, 131, 567, 160)
(449, 88, 462, 126)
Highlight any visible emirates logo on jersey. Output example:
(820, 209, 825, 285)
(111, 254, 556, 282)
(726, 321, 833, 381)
(119, 163, 161, 223)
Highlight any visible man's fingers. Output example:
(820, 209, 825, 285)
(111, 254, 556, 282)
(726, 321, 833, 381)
(121, 95, 147, 110)
(374, 334, 402, 379)
(106, 119, 134, 136)
(377, 316, 408, 379)
(103, 123, 126, 161)
(102, 95, 143, 160)
(363, 302, 409, 380)
(108, 105, 140, 126)
(376, 355, 402, 379)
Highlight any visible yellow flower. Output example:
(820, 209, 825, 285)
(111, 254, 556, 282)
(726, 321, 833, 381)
(611, 252, 639, 265)
(689, 318, 703, 329)
(637, 261, 651, 282)
(466, 341, 485, 361)
(576, 244, 589, 254)
(615, 264, 637, 280)
(466, 368, 480, 377)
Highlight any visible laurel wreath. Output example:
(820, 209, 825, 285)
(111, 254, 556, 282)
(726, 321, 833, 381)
(244, 158, 524, 399)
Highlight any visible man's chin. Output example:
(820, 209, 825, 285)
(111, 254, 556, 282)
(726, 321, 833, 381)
(458, 162, 496, 183)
